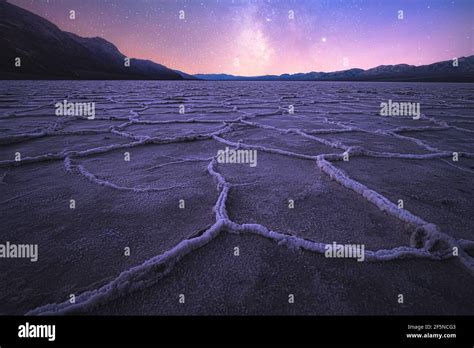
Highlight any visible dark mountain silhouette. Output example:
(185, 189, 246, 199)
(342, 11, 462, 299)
(0, 0, 184, 79)
(173, 69, 199, 80)
(196, 56, 474, 82)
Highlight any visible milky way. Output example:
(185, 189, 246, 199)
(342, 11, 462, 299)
(8, 1, 474, 76)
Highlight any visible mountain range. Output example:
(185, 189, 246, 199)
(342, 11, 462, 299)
(195, 57, 474, 82)
(0, 0, 182, 79)
(1, 0, 473, 82)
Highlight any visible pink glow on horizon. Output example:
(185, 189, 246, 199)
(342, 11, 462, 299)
(11, 0, 474, 76)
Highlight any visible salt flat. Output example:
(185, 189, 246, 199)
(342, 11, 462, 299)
(0, 81, 473, 315)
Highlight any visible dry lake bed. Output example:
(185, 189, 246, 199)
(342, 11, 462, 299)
(0, 80, 473, 315)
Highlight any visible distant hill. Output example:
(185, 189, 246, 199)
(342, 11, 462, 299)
(194, 73, 240, 81)
(0, 0, 186, 79)
(174, 69, 199, 80)
(195, 57, 474, 82)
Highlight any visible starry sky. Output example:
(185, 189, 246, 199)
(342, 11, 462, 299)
(10, 0, 474, 76)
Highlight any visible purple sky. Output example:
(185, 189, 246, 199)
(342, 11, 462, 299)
(11, 0, 474, 76)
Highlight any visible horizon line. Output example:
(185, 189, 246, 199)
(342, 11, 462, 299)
(191, 55, 472, 78)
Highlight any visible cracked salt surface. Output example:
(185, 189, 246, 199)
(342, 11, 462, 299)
(0, 80, 473, 315)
